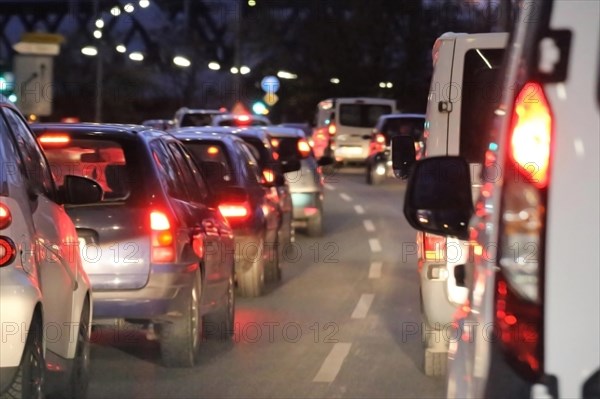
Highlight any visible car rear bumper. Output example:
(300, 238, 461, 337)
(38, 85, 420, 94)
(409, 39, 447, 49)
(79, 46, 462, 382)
(91, 262, 197, 320)
(334, 145, 369, 161)
(420, 260, 457, 327)
(291, 192, 321, 220)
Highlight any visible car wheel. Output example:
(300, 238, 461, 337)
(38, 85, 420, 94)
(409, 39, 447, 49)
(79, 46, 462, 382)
(62, 301, 91, 399)
(424, 349, 447, 377)
(2, 318, 44, 399)
(160, 274, 201, 368)
(237, 237, 265, 297)
(203, 270, 235, 340)
(370, 162, 385, 185)
(265, 236, 281, 283)
(306, 207, 323, 237)
(366, 164, 373, 184)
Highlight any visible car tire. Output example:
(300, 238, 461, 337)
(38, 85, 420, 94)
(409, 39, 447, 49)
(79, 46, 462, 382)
(370, 162, 385, 185)
(306, 207, 323, 237)
(237, 237, 265, 297)
(424, 349, 447, 377)
(265, 236, 281, 283)
(1, 317, 44, 399)
(203, 270, 235, 340)
(61, 301, 91, 399)
(160, 274, 201, 368)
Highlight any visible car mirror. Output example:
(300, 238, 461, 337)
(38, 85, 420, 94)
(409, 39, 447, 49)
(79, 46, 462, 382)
(61, 175, 103, 205)
(281, 159, 301, 174)
(391, 135, 416, 179)
(317, 156, 334, 166)
(404, 156, 473, 240)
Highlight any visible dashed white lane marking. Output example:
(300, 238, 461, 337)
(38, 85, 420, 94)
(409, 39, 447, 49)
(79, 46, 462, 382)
(313, 343, 352, 383)
(368, 238, 382, 253)
(368, 262, 383, 279)
(351, 294, 375, 319)
(339, 193, 352, 202)
(324, 183, 336, 191)
(354, 205, 365, 214)
(363, 219, 375, 232)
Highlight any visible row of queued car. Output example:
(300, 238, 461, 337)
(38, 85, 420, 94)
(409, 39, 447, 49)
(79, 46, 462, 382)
(391, 0, 599, 397)
(0, 101, 333, 398)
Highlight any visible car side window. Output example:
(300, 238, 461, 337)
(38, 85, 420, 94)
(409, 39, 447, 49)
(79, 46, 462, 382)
(166, 141, 208, 204)
(150, 140, 189, 201)
(2, 108, 55, 197)
(237, 142, 263, 186)
(0, 113, 24, 192)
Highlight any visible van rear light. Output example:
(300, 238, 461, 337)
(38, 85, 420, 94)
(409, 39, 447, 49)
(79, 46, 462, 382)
(298, 138, 311, 157)
(150, 210, 175, 263)
(262, 168, 275, 183)
(328, 123, 336, 135)
(0, 236, 17, 267)
(37, 133, 71, 147)
(219, 202, 251, 220)
(422, 233, 446, 262)
(494, 81, 551, 381)
(0, 203, 11, 229)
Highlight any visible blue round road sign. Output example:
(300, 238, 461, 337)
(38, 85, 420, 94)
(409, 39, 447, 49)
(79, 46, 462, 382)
(261, 76, 280, 93)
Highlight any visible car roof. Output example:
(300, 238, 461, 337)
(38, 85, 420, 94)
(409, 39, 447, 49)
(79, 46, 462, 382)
(378, 113, 426, 120)
(30, 122, 167, 140)
(170, 127, 247, 144)
(262, 126, 305, 138)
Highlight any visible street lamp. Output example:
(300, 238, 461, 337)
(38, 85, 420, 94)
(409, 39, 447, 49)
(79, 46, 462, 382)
(81, 46, 98, 56)
(129, 52, 144, 61)
(173, 56, 191, 67)
(116, 44, 127, 53)
(330, 77, 340, 84)
(230, 66, 239, 74)
(208, 62, 220, 70)
(240, 66, 251, 75)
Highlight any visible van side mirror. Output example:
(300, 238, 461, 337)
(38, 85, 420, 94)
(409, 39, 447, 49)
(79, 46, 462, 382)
(281, 159, 301, 174)
(62, 175, 103, 205)
(391, 135, 416, 179)
(404, 156, 473, 240)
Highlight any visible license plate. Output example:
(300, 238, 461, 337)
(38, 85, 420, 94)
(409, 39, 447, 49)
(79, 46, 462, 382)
(341, 146, 362, 155)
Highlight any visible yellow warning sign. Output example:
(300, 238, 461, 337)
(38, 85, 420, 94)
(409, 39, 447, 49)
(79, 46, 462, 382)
(263, 93, 278, 106)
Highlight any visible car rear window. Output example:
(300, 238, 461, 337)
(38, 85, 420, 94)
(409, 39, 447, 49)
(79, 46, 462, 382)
(41, 138, 135, 202)
(180, 113, 213, 127)
(339, 104, 393, 128)
(272, 136, 301, 160)
(218, 118, 268, 127)
(460, 48, 505, 163)
(381, 117, 425, 142)
(183, 142, 234, 186)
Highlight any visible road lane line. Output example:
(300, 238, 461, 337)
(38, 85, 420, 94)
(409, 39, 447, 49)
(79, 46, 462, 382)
(363, 219, 375, 232)
(369, 262, 383, 279)
(313, 343, 352, 383)
(339, 193, 352, 202)
(351, 294, 375, 319)
(369, 238, 382, 253)
(354, 205, 365, 214)
(324, 183, 336, 191)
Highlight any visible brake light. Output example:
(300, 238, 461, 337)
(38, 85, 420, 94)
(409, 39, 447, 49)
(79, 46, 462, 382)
(494, 81, 551, 381)
(38, 133, 70, 147)
(262, 168, 275, 183)
(0, 236, 17, 267)
(219, 203, 251, 220)
(0, 203, 11, 229)
(270, 138, 280, 148)
(423, 233, 446, 262)
(328, 123, 336, 135)
(509, 82, 552, 189)
(298, 139, 311, 157)
(150, 210, 175, 263)
(374, 133, 386, 144)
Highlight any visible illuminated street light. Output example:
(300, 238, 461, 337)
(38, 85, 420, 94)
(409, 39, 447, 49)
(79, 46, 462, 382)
(124, 3, 135, 13)
(116, 44, 127, 53)
(173, 56, 191, 68)
(81, 46, 98, 56)
(208, 62, 221, 70)
(248, 0, 256, 6)
(110, 6, 121, 16)
(129, 52, 144, 61)
(330, 77, 340, 84)
(139, 0, 150, 8)
(95, 19, 104, 29)
(240, 66, 251, 75)
(386, 82, 393, 88)
(379, 82, 386, 88)
(230, 66, 239, 74)
(277, 70, 297, 79)
(93, 30, 102, 39)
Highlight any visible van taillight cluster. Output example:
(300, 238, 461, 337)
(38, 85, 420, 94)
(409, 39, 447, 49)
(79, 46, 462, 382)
(219, 202, 251, 221)
(150, 210, 175, 263)
(297, 138, 311, 158)
(0, 202, 16, 267)
(495, 81, 551, 380)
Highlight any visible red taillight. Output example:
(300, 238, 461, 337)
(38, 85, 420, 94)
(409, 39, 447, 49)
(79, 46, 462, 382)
(328, 123, 336, 135)
(374, 133, 386, 144)
(298, 138, 311, 157)
(423, 233, 446, 262)
(219, 202, 251, 220)
(150, 211, 175, 263)
(0, 236, 17, 267)
(270, 138, 280, 148)
(207, 146, 219, 155)
(509, 82, 552, 189)
(0, 203, 11, 230)
(493, 81, 550, 381)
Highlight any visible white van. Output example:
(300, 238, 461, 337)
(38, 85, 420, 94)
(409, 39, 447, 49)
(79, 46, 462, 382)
(314, 97, 397, 163)
(402, 0, 600, 397)
(416, 31, 508, 376)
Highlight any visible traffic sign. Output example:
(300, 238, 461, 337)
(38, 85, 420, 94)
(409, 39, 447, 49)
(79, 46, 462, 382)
(263, 92, 279, 106)
(261, 76, 280, 94)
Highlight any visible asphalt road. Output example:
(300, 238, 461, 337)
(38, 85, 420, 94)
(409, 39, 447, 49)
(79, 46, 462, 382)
(87, 167, 446, 399)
